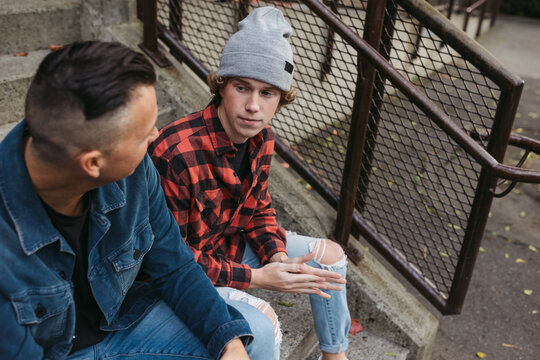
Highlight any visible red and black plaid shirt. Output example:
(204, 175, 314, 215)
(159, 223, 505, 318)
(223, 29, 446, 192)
(149, 101, 287, 290)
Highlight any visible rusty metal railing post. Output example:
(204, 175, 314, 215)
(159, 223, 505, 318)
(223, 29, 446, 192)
(355, 0, 398, 215)
(490, 0, 502, 27)
(445, 79, 524, 313)
(320, 0, 339, 81)
(333, 0, 388, 263)
(238, 0, 250, 24)
(169, 0, 183, 41)
(138, 0, 172, 67)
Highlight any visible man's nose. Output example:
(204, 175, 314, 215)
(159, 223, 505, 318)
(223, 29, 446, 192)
(245, 93, 260, 112)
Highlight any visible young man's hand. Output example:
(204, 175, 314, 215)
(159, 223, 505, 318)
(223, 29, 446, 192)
(251, 250, 346, 299)
(220, 338, 249, 359)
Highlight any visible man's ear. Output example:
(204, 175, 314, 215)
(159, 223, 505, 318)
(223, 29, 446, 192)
(78, 150, 103, 178)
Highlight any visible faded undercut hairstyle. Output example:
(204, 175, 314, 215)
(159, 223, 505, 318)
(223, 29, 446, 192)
(207, 72, 297, 111)
(25, 41, 156, 164)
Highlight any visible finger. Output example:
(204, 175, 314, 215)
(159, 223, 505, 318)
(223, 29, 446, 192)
(295, 264, 345, 281)
(286, 250, 316, 265)
(292, 287, 332, 299)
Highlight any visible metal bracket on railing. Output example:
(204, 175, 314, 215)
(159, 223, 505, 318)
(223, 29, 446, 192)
(138, 0, 172, 68)
(470, 129, 540, 196)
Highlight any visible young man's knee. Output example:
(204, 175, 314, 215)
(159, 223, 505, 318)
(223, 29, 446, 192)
(311, 239, 346, 266)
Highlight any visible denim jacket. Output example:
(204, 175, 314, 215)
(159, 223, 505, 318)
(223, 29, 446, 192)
(0, 120, 252, 360)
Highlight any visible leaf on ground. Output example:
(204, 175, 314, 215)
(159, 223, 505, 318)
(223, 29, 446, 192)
(440, 252, 449, 258)
(505, 253, 509, 259)
(447, 223, 461, 230)
(528, 112, 538, 119)
(501, 343, 523, 350)
(13, 52, 28, 57)
(515, 258, 526, 264)
(384, 352, 397, 358)
(476, 352, 487, 358)
(49, 44, 64, 51)
(305, 183, 312, 190)
(531, 310, 538, 315)
(523, 289, 533, 296)
(529, 245, 538, 252)
(349, 317, 364, 335)
(280, 162, 290, 168)
(278, 301, 294, 307)
(479, 247, 486, 253)
(504, 225, 511, 231)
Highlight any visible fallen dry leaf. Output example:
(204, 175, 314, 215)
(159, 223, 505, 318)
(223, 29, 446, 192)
(49, 44, 64, 51)
(501, 343, 523, 350)
(476, 352, 487, 358)
(515, 258, 526, 264)
(13, 52, 28, 57)
(278, 301, 294, 307)
(280, 162, 290, 169)
(523, 289, 533, 296)
(349, 317, 364, 335)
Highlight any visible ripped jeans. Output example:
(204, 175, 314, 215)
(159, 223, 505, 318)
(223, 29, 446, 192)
(216, 232, 350, 360)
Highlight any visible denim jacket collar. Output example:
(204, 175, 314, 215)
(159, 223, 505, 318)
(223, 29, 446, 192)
(0, 119, 126, 256)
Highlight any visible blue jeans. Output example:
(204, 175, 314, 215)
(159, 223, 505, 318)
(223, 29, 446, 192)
(66, 300, 250, 360)
(217, 232, 350, 360)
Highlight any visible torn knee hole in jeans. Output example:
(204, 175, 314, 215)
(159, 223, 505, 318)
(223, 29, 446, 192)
(309, 238, 348, 268)
(227, 289, 282, 347)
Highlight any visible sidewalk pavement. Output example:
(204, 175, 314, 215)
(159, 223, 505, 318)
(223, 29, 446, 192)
(428, 14, 540, 360)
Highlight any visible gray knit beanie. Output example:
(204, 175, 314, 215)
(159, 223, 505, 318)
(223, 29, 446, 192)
(217, 6, 294, 92)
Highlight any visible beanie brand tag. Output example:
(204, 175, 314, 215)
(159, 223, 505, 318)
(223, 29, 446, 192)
(284, 61, 294, 74)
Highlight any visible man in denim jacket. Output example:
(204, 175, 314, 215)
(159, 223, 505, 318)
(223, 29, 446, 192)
(0, 41, 252, 360)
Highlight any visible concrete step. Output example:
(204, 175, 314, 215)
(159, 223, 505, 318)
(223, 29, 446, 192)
(306, 329, 410, 360)
(0, 49, 50, 127)
(247, 287, 410, 360)
(0, 0, 81, 55)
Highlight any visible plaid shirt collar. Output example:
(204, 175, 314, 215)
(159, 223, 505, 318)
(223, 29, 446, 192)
(203, 100, 265, 158)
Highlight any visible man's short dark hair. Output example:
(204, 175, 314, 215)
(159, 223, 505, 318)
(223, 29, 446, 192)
(25, 41, 156, 163)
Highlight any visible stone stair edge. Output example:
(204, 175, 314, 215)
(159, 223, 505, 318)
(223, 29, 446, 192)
(0, 0, 81, 15)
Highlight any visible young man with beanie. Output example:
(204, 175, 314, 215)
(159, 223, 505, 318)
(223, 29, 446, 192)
(0, 41, 253, 360)
(149, 6, 350, 360)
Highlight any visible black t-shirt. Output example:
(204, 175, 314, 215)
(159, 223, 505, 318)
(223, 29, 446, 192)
(42, 194, 107, 352)
(233, 141, 251, 182)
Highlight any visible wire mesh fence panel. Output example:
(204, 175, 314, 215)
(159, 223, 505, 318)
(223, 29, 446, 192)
(350, 0, 503, 301)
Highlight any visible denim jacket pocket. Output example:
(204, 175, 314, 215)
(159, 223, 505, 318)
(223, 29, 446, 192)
(108, 222, 154, 295)
(10, 283, 72, 345)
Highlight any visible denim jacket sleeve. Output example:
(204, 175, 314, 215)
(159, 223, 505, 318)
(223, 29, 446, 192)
(139, 155, 253, 358)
